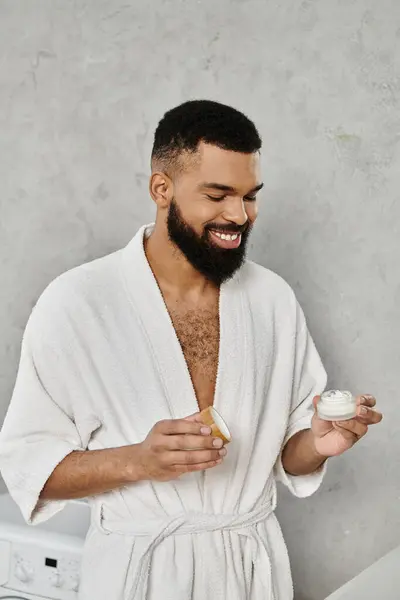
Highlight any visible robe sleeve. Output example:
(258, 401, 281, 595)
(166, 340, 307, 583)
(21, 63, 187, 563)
(274, 300, 328, 498)
(0, 299, 93, 525)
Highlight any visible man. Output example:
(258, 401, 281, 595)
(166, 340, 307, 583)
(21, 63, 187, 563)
(0, 100, 382, 599)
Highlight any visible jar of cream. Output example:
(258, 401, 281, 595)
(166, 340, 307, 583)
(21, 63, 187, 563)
(317, 390, 357, 421)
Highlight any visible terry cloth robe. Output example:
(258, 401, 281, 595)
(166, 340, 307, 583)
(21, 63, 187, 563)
(0, 223, 328, 600)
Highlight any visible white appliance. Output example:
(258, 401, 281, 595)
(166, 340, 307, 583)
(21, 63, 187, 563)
(0, 494, 90, 600)
(325, 544, 400, 599)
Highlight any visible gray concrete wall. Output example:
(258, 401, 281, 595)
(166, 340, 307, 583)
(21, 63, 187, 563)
(0, 1, 399, 598)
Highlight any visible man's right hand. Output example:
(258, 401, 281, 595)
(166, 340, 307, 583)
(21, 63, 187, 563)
(136, 418, 227, 482)
(39, 417, 227, 501)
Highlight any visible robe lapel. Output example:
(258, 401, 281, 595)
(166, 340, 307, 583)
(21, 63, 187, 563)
(121, 224, 199, 419)
(204, 271, 251, 511)
(213, 273, 248, 425)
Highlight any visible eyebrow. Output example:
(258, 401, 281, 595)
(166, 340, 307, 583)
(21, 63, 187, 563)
(200, 182, 264, 194)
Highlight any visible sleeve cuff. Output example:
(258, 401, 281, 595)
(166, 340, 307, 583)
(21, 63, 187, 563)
(274, 416, 328, 498)
(7, 440, 84, 525)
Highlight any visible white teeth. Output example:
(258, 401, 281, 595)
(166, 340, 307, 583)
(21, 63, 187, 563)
(212, 231, 240, 241)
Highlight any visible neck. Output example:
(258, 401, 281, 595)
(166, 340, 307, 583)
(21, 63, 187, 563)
(144, 224, 218, 297)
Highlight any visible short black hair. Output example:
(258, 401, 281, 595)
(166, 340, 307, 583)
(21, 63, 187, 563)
(151, 99, 262, 173)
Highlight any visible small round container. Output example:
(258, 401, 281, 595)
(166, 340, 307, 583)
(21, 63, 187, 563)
(199, 406, 231, 444)
(317, 390, 357, 421)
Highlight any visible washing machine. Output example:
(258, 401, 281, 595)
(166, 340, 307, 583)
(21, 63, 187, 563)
(0, 494, 90, 600)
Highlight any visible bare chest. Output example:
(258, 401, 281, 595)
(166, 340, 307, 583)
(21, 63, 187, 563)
(168, 306, 220, 412)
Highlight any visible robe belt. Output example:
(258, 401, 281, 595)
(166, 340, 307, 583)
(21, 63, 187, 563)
(95, 490, 277, 600)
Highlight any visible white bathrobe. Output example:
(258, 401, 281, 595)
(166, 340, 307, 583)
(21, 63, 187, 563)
(0, 224, 327, 600)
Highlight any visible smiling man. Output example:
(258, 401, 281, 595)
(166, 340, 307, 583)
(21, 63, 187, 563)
(0, 100, 382, 600)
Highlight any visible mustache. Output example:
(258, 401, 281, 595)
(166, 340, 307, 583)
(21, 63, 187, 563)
(205, 222, 250, 234)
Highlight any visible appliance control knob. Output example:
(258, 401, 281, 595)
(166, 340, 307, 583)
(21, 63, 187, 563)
(15, 561, 34, 583)
(70, 574, 80, 592)
(49, 570, 63, 588)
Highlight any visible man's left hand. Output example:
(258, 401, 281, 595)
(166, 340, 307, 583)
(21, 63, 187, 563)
(311, 394, 383, 458)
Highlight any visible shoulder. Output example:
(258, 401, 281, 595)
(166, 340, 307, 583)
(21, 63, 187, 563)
(239, 260, 305, 330)
(25, 247, 123, 341)
(240, 260, 297, 301)
(39, 249, 121, 308)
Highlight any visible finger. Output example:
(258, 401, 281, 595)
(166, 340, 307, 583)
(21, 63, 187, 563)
(165, 434, 224, 451)
(356, 405, 383, 424)
(156, 419, 211, 436)
(173, 458, 223, 475)
(356, 394, 376, 408)
(167, 448, 226, 466)
(332, 423, 359, 441)
(183, 412, 204, 423)
(312, 395, 321, 411)
(333, 420, 368, 438)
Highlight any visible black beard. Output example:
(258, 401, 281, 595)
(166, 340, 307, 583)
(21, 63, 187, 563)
(166, 200, 251, 285)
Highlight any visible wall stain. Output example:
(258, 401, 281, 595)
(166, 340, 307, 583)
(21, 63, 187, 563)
(334, 131, 361, 143)
(29, 49, 56, 89)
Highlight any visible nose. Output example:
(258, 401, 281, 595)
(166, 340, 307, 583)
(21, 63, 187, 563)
(221, 197, 248, 227)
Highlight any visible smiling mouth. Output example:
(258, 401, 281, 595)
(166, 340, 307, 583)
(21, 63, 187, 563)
(209, 229, 242, 249)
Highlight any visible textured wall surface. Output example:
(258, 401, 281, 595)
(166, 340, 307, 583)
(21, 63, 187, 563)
(1, 1, 399, 598)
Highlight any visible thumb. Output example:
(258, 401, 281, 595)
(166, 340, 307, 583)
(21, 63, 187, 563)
(184, 412, 204, 423)
(311, 394, 335, 436)
(312, 395, 321, 412)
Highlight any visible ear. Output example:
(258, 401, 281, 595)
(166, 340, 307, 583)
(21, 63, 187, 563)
(149, 171, 173, 209)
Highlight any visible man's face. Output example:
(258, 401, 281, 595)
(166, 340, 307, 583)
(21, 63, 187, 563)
(166, 143, 262, 285)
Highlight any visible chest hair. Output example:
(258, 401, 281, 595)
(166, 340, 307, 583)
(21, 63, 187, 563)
(169, 306, 220, 382)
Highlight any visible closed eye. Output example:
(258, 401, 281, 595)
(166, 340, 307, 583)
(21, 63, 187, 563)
(206, 195, 226, 201)
(206, 194, 257, 202)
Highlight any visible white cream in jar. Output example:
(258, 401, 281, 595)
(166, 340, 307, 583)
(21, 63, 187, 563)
(317, 390, 357, 421)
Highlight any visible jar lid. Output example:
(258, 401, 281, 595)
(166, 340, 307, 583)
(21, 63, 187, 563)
(320, 390, 354, 403)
